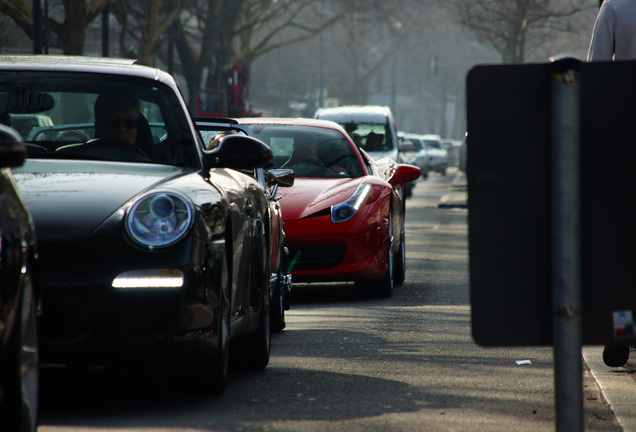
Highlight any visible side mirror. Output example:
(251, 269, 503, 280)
(0, 124, 27, 168)
(267, 169, 294, 188)
(388, 164, 421, 187)
(204, 134, 273, 170)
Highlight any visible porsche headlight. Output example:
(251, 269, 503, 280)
(331, 183, 371, 223)
(126, 192, 194, 248)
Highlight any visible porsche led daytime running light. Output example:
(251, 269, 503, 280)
(112, 269, 184, 288)
(330, 183, 371, 223)
(126, 192, 194, 248)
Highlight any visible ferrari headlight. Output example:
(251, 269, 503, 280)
(126, 192, 194, 248)
(331, 183, 371, 223)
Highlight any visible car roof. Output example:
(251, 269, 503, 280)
(314, 105, 392, 123)
(0, 55, 171, 82)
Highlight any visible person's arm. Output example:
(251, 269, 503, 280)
(588, 2, 616, 61)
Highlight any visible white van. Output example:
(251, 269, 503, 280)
(315, 105, 418, 197)
(314, 105, 400, 163)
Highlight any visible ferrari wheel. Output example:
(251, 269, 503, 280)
(393, 224, 406, 286)
(356, 213, 394, 297)
(0, 273, 39, 432)
(374, 240, 394, 297)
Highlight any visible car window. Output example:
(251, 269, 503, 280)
(341, 122, 392, 153)
(248, 124, 365, 178)
(425, 139, 442, 149)
(404, 137, 423, 151)
(198, 127, 248, 150)
(0, 72, 200, 168)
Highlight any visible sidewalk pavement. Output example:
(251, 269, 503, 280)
(439, 171, 636, 430)
(584, 347, 636, 431)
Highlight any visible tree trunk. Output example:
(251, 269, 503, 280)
(61, 0, 88, 55)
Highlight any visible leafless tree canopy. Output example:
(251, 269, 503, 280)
(446, 0, 595, 63)
(0, 0, 599, 132)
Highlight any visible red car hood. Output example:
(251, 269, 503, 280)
(278, 177, 367, 220)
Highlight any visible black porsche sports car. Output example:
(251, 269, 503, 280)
(1, 55, 287, 394)
(0, 124, 40, 432)
(196, 119, 294, 333)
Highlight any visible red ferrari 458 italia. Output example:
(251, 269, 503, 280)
(233, 118, 420, 297)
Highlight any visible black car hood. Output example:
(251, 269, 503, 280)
(13, 160, 191, 242)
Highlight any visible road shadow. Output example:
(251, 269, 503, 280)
(289, 282, 391, 305)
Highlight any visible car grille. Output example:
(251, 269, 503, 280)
(287, 246, 346, 271)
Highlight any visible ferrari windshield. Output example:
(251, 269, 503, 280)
(248, 124, 365, 178)
(0, 71, 200, 168)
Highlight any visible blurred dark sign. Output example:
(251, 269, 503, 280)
(467, 60, 636, 347)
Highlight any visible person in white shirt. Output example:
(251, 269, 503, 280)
(587, 0, 636, 61)
(587, 0, 636, 368)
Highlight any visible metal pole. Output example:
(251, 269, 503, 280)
(102, 2, 110, 57)
(32, 0, 42, 54)
(318, 0, 325, 109)
(43, 0, 48, 54)
(391, 45, 396, 116)
(550, 57, 583, 431)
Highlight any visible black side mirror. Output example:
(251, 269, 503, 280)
(266, 169, 294, 188)
(205, 134, 273, 170)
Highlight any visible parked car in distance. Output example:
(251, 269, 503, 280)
(314, 105, 416, 197)
(399, 132, 428, 179)
(3, 55, 277, 395)
(232, 117, 420, 297)
(0, 124, 40, 432)
(196, 118, 294, 332)
(441, 138, 459, 168)
(415, 133, 449, 176)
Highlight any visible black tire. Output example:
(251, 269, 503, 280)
(404, 183, 413, 198)
(210, 248, 231, 394)
(393, 226, 406, 286)
(0, 273, 39, 432)
(244, 291, 271, 371)
(241, 221, 271, 370)
(270, 278, 286, 333)
(355, 213, 394, 298)
(374, 243, 394, 297)
(193, 245, 230, 396)
(602, 344, 630, 368)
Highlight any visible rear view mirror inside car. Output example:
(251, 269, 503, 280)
(1, 88, 55, 114)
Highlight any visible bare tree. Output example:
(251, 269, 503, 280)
(158, 0, 348, 111)
(446, 0, 593, 63)
(0, 0, 110, 55)
(109, 0, 186, 65)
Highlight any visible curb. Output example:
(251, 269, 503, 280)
(583, 346, 636, 431)
(438, 192, 468, 208)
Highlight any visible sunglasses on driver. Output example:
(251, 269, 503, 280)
(99, 116, 139, 130)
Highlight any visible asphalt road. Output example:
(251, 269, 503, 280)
(37, 169, 621, 432)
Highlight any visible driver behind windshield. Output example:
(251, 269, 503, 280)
(94, 93, 139, 145)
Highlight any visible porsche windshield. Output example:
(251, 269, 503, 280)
(0, 72, 200, 168)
